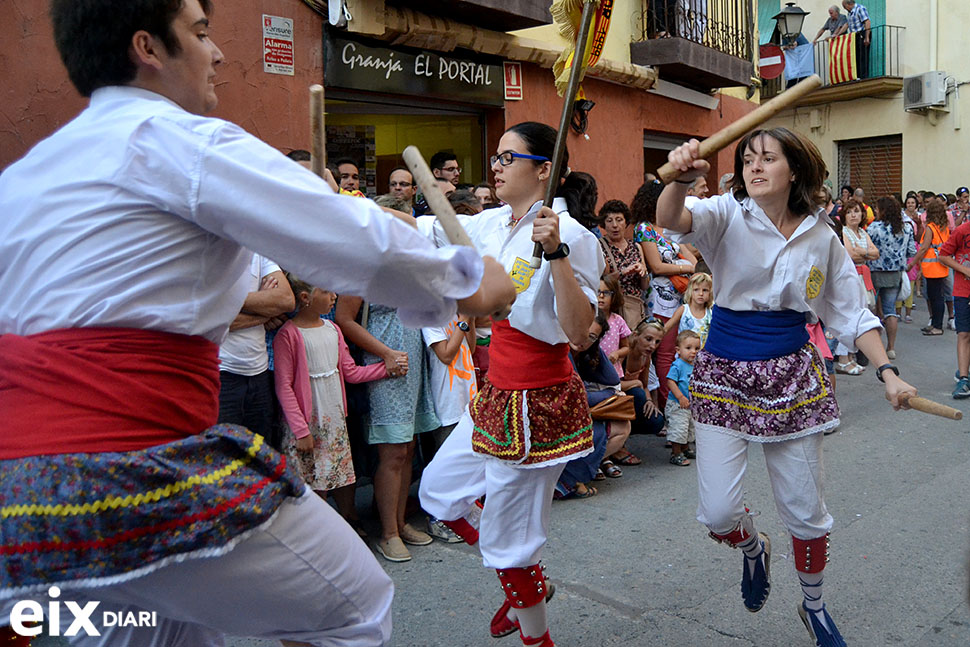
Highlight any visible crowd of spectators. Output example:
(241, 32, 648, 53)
(218, 144, 970, 562)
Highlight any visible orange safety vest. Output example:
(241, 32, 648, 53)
(921, 222, 950, 279)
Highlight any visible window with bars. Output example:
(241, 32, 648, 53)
(837, 135, 902, 200)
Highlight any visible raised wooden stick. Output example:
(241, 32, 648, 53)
(899, 393, 963, 420)
(655, 74, 823, 184)
(530, 0, 601, 269)
(402, 146, 475, 248)
(309, 84, 326, 177)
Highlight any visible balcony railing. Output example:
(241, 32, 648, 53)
(635, 0, 754, 62)
(761, 24, 903, 100)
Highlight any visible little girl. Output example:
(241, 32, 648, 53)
(274, 273, 389, 521)
(663, 273, 713, 346)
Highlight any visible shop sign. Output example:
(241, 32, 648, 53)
(325, 35, 504, 106)
(263, 15, 294, 75)
(504, 62, 523, 100)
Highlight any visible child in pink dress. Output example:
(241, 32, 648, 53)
(274, 273, 389, 523)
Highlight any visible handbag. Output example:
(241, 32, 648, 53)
(588, 393, 636, 421)
(669, 257, 692, 293)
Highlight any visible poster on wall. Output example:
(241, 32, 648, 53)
(326, 125, 378, 198)
(263, 15, 294, 76)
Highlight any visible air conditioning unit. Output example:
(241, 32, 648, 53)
(904, 71, 947, 110)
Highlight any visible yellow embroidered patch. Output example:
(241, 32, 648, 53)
(509, 257, 535, 294)
(806, 265, 825, 299)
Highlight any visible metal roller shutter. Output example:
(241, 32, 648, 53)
(837, 135, 903, 199)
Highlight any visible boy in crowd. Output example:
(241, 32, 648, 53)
(938, 217, 970, 398)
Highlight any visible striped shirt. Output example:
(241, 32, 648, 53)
(847, 3, 870, 33)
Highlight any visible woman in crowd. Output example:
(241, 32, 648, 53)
(561, 170, 601, 235)
(909, 200, 951, 336)
(836, 198, 877, 374)
(897, 194, 923, 322)
(866, 196, 916, 358)
(419, 121, 603, 647)
(599, 199, 649, 328)
(632, 180, 696, 409)
(335, 294, 439, 562)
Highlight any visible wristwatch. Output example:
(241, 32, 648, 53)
(876, 363, 899, 383)
(457, 321, 470, 332)
(543, 243, 570, 260)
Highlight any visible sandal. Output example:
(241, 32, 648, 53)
(683, 447, 696, 459)
(593, 468, 606, 481)
(601, 460, 623, 478)
(570, 483, 597, 499)
(611, 449, 642, 466)
(922, 328, 944, 336)
(834, 361, 863, 376)
(669, 454, 691, 467)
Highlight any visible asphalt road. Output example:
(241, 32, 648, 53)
(33, 318, 970, 647)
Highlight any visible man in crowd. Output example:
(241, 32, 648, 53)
(388, 166, 417, 209)
(835, 0, 871, 78)
(430, 150, 461, 187)
(218, 255, 293, 449)
(948, 186, 969, 230)
(334, 157, 361, 192)
(0, 0, 514, 644)
(812, 4, 847, 43)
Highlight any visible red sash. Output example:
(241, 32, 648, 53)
(0, 328, 220, 458)
(486, 319, 573, 390)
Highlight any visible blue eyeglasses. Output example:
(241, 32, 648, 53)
(490, 151, 550, 167)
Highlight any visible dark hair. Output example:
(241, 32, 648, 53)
(631, 180, 665, 225)
(333, 157, 359, 170)
(599, 199, 633, 226)
(560, 172, 598, 229)
(389, 166, 411, 177)
(573, 312, 609, 373)
(51, 0, 212, 97)
(448, 189, 483, 215)
(429, 151, 457, 172)
(286, 149, 311, 162)
(925, 201, 949, 229)
(475, 182, 499, 205)
(876, 196, 903, 235)
(840, 184, 854, 197)
(506, 122, 567, 171)
(841, 197, 864, 222)
(730, 128, 826, 217)
(600, 274, 624, 315)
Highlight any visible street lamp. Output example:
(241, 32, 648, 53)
(772, 2, 810, 45)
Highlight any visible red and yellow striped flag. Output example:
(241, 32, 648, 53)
(550, 0, 613, 96)
(829, 32, 857, 84)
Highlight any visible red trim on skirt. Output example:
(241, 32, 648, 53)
(486, 319, 572, 390)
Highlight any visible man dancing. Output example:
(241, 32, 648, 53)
(0, 1, 514, 645)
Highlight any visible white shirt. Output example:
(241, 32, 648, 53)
(218, 255, 280, 376)
(0, 87, 481, 343)
(422, 319, 478, 426)
(419, 198, 604, 345)
(672, 193, 881, 350)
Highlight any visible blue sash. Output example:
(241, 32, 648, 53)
(704, 305, 808, 361)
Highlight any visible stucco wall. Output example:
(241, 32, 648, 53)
(762, 0, 970, 193)
(507, 63, 753, 207)
(1, 0, 325, 170)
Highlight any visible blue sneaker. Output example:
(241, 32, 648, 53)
(955, 369, 962, 384)
(798, 602, 846, 647)
(741, 533, 771, 612)
(953, 377, 970, 400)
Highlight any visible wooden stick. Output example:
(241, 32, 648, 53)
(655, 75, 823, 184)
(530, 0, 600, 269)
(309, 84, 326, 177)
(899, 394, 963, 420)
(402, 146, 474, 249)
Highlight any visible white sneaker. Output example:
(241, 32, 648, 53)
(949, 318, 957, 330)
(427, 518, 463, 543)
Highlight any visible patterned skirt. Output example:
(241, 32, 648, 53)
(0, 424, 303, 598)
(689, 344, 840, 442)
(470, 373, 594, 467)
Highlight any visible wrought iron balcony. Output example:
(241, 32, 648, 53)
(761, 24, 904, 103)
(630, 0, 755, 90)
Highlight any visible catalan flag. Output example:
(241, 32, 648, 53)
(829, 32, 857, 84)
(550, 0, 613, 96)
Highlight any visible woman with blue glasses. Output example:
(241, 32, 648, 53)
(419, 122, 604, 647)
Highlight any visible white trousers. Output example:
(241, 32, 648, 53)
(695, 427, 834, 540)
(2, 488, 393, 646)
(419, 409, 564, 569)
